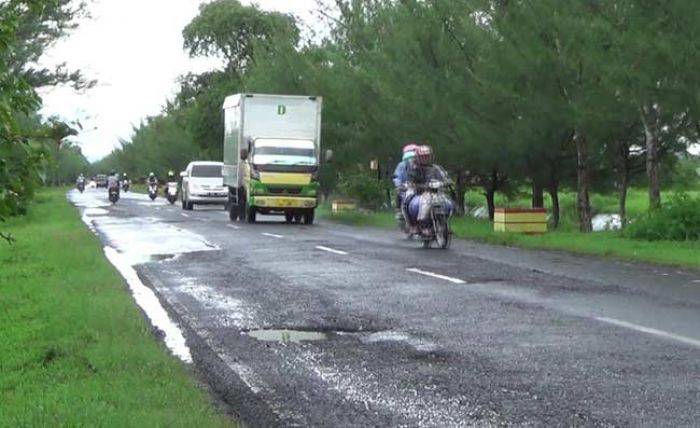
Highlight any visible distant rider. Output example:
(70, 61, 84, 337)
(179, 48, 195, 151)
(76, 173, 86, 186)
(147, 172, 158, 187)
(107, 170, 120, 193)
(404, 145, 451, 234)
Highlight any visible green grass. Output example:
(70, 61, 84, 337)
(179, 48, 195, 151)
(0, 188, 232, 427)
(320, 188, 700, 269)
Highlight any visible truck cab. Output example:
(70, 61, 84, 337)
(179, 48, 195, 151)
(222, 94, 322, 224)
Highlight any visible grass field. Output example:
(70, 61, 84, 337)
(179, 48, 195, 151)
(320, 188, 700, 269)
(0, 188, 231, 427)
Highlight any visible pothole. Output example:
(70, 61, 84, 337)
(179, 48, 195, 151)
(149, 254, 176, 262)
(244, 329, 328, 343)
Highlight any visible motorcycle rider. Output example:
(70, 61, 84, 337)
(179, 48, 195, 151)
(147, 172, 158, 187)
(107, 170, 120, 190)
(166, 170, 178, 199)
(76, 173, 86, 186)
(121, 172, 130, 190)
(404, 145, 450, 235)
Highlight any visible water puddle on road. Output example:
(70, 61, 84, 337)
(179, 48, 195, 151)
(245, 329, 327, 343)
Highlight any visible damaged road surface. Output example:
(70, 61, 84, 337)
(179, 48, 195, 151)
(70, 189, 700, 427)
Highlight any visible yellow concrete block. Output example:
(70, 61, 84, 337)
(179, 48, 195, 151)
(332, 201, 357, 213)
(494, 208, 547, 233)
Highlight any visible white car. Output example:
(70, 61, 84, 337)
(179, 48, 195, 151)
(180, 161, 227, 210)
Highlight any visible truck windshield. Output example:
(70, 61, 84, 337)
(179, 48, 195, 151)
(253, 146, 316, 166)
(191, 165, 222, 177)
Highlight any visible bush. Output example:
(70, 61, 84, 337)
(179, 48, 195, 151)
(625, 193, 700, 241)
(336, 171, 389, 211)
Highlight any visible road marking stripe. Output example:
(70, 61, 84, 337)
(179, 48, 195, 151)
(406, 268, 465, 284)
(596, 316, 700, 349)
(262, 232, 283, 239)
(316, 246, 348, 255)
(181, 213, 189, 218)
(227, 224, 240, 230)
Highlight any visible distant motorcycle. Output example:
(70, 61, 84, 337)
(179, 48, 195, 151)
(122, 179, 130, 192)
(148, 183, 158, 201)
(76, 180, 85, 193)
(108, 185, 120, 204)
(165, 182, 178, 205)
(406, 180, 453, 249)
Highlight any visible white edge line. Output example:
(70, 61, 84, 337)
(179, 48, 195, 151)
(103, 246, 193, 363)
(181, 213, 189, 217)
(316, 246, 348, 255)
(596, 316, 700, 349)
(227, 224, 241, 229)
(262, 233, 284, 239)
(406, 268, 465, 284)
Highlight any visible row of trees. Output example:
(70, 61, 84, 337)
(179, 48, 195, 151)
(1, 0, 91, 240)
(98, 0, 700, 232)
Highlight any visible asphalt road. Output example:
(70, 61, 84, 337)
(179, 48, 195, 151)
(71, 189, 700, 427)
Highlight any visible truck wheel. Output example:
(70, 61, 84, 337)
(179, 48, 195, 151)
(284, 212, 294, 223)
(228, 202, 238, 221)
(181, 197, 186, 210)
(303, 210, 315, 225)
(246, 205, 256, 223)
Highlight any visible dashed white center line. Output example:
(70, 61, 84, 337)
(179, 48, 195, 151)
(316, 246, 348, 255)
(262, 232, 284, 239)
(227, 224, 240, 230)
(181, 213, 189, 218)
(406, 268, 465, 284)
(596, 317, 700, 349)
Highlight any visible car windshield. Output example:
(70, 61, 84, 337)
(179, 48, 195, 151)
(191, 165, 222, 177)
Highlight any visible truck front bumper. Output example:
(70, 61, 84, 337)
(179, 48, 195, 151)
(251, 196, 317, 209)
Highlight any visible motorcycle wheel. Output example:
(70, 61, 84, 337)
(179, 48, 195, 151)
(435, 215, 451, 249)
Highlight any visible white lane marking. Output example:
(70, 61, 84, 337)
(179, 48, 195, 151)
(227, 224, 241, 230)
(316, 246, 348, 255)
(692, 279, 700, 284)
(181, 213, 189, 218)
(596, 317, 700, 349)
(262, 232, 283, 239)
(406, 268, 465, 284)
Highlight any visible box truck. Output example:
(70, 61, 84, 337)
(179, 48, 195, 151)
(222, 94, 322, 224)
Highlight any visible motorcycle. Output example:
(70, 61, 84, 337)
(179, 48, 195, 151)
(122, 179, 130, 192)
(148, 183, 158, 201)
(165, 182, 178, 205)
(406, 180, 453, 249)
(108, 185, 120, 204)
(76, 180, 85, 193)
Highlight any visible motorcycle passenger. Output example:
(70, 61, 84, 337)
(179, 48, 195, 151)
(405, 145, 450, 235)
(393, 143, 417, 207)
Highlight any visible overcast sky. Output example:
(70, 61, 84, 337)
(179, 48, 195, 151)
(39, 0, 321, 162)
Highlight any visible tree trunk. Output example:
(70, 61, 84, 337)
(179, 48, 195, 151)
(531, 182, 544, 208)
(483, 168, 499, 221)
(617, 141, 630, 227)
(575, 131, 592, 232)
(548, 184, 560, 229)
(485, 188, 496, 221)
(641, 104, 661, 210)
(454, 171, 466, 216)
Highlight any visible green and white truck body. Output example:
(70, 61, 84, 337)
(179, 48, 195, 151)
(222, 93, 322, 223)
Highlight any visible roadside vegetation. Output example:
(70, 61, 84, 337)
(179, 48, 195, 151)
(0, 188, 231, 427)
